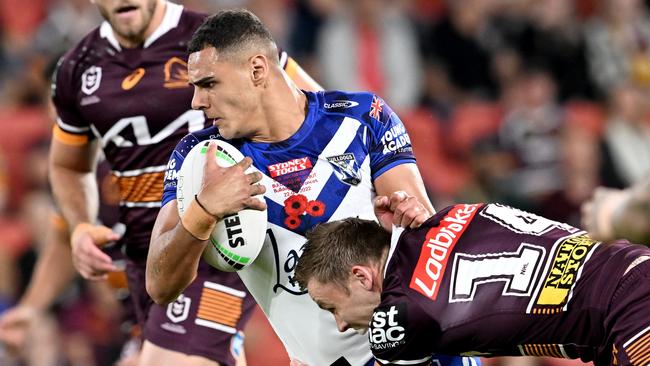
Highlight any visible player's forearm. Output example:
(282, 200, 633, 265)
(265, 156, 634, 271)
(49, 164, 99, 229)
(20, 220, 77, 310)
(612, 178, 650, 244)
(146, 225, 206, 304)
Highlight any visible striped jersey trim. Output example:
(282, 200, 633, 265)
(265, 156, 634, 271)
(624, 325, 650, 366)
(114, 171, 164, 203)
(112, 165, 167, 177)
(195, 282, 245, 334)
(56, 117, 90, 133)
(53, 125, 89, 146)
(519, 344, 566, 358)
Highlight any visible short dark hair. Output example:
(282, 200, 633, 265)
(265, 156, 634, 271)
(188, 9, 276, 59)
(294, 218, 391, 293)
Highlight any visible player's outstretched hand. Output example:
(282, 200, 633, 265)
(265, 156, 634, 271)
(374, 191, 431, 232)
(581, 187, 627, 242)
(70, 223, 120, 281)
(0, 305, 36, 357)
(198, 141, 266, 219)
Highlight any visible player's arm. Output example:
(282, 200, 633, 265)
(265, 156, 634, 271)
(49, 135, 119, 280)
(18, 214, 77, 309)
(0, 214, 76, 355)
(367, 94, 435, 231)
(374, 164, 435, 230)
(611, 178, 650, 243)
(49, 135, 99, 228)
(583, 177, 650, 243)
(146, 143, 265, 304)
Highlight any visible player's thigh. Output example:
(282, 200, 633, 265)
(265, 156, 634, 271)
(139, 340, 220, 366)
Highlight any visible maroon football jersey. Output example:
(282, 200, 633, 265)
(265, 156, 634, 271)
(51, 3, 206, 260)
(51, 3, 289, 260)
(372, 203, 650, 365)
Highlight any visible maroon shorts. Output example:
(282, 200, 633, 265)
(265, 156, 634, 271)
(601, 256, 650, 366)
(125, 259, 255, 365)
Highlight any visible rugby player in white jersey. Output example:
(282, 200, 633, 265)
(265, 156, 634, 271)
(147, 9, 475, 366)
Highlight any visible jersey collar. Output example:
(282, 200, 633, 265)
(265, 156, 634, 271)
(99, 1, 183, 51)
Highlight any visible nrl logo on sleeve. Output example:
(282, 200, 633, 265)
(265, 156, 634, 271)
(326, 153, 361, 186)
(369, 303, 407, 350)
(81, 66, 102, 95)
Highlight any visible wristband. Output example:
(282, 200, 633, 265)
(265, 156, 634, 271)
(180, 198, 218, 241)
(195, 194, 220, 219)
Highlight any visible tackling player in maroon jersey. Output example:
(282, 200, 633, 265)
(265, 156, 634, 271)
(295, 196, 650, 366)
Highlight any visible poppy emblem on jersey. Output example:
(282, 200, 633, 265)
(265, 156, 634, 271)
(81, 66, 102, 95)
(326, 153, 361, 186)
(122, 68, 145, 90)
(282, 194, 326, 230)
(164, 57, 189, 89)
(369, 96, 384, 120)
(285, 215, 301, 230)
(284, 194, 308, 216)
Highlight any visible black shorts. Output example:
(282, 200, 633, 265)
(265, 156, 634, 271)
(125, 259, 255, 365)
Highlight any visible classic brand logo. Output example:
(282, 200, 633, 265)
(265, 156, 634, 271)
(409, 204, 481, 300)
(324, 100, 359, 109)
(81, 66, 102, 95)
(122, 67, 145, 90)
(267, 157, 312, 178)
(536, 235, 597, 306)
(369, 304, 407, 350)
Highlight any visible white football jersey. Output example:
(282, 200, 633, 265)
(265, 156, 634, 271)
(164, 90, 416, 365)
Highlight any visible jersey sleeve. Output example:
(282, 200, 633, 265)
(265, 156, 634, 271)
(365, 95, 416, 180)
(369, 300, 435, 366)
(50, 56, 93, 145)
(161, 133, 201, 207)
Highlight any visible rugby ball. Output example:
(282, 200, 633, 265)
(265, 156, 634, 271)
(176, 140, 267, 272)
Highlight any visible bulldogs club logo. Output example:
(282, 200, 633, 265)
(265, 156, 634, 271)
(326, 153, 361, 186)
(81, 66, 102, 95)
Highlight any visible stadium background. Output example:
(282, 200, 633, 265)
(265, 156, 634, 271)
(1, 0, 649, 364)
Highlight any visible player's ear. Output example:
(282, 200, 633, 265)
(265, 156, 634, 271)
(351, 265, 374, 291)
(250, 54, 268, 86)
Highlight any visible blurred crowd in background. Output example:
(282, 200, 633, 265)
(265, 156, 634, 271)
(1, 0, 650, 365)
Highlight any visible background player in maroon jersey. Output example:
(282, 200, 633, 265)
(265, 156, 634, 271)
(47, 0, 320, 365)
(295, 196, 650, 366)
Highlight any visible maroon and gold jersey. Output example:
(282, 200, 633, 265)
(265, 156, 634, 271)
(372, 203, 650, 365)
(51, 3, 290, 260)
